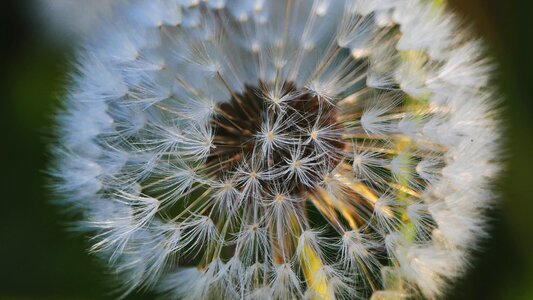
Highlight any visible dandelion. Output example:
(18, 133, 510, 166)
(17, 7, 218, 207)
(52, 0, 501, 299)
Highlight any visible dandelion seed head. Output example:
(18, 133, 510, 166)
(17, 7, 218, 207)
(52, 0, 501, 298)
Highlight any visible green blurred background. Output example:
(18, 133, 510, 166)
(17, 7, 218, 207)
(0, 0, 532, 299)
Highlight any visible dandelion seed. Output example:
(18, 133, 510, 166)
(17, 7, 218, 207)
(52, 0, 501, 299)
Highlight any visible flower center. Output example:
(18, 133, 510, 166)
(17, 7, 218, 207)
(208, 81, 344, 194)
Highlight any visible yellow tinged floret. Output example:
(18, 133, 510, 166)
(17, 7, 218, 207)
(301, 244, 333, 300)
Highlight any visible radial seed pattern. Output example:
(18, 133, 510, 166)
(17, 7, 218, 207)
(53, 0, 501, 299)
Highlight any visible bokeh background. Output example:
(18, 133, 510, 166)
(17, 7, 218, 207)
(0, 0, 532, 299)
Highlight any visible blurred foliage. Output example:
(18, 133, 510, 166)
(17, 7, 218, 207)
(0, 0, 532, 299)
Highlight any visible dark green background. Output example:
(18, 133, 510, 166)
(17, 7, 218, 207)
(1, 0, 532, 299)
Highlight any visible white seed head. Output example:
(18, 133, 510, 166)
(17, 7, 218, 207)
(52, 0, 501, 299)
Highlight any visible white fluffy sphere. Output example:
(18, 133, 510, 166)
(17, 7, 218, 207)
(52, 0, 501, 299)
